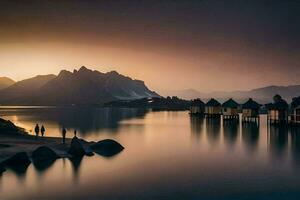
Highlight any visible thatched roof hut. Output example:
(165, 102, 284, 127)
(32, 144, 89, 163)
(205, 98, 221, 116)
(206, 98, 221, 107)
(222, 98, 239, 118)
(191, 98, 205, 107)
(291, 96, 300, 109)
(222, 98, 239, 108)
(290, 96, 300, 124)
(265, 95, 288, 124)
(242, 98, 261, 121)
(242, 98, 261, 110)
(190, 98, 205, 115)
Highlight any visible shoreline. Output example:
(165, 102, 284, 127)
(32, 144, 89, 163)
(0, 132, 72, 163)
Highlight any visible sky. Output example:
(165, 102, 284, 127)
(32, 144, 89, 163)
(0, 0, 299, 92)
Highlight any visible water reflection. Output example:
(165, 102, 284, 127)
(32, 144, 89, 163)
(69, 157, 83, 184)
(242, 122, 259, 152)
(6, 163, 30, 178)
(33, 158, 56, 173)
(206, 117, 221, 144)
(290, 127, 300, 166)
(223, 120, 239, 146)
(268, 125, 288, 159)
(190, 116, 205, 139)
(0, 107, 149, 136)
(3, 110, 300, 199)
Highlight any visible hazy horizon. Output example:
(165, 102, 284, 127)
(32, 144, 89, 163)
(0, 0, 299, 93)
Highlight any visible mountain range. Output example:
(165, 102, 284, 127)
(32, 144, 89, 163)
(0, 77, 15, 90)
(0, 67, 159, 105)
(161, 85, 300, 104)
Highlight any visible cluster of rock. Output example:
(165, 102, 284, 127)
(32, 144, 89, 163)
(0, 137, 124, 175)
(0, 118, 27, 135)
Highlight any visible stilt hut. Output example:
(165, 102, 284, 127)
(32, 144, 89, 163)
(290, 96, 300, 125)
(242, 98, 261, 123)
(265, 94, 288, 125)
(205, 98, 221, 118)
(190, 98, 205, 116)
(222, 98, 239, 120)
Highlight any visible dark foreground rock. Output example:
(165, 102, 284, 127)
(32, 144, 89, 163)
(32, 146, 60, 171)
(91, 139, 124, 157)
(0, 164, 5, 174)
(0, 118, 26, 135)
(4, 152, 31, 166)
(68, 137, 94, 157)
(2, 152, 31, 174)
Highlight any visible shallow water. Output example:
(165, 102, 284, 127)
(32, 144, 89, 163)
(1, 107, 300, 200)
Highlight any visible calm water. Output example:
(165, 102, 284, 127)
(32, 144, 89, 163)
(1, 107, 300, 200)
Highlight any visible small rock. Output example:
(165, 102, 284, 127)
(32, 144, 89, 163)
(32, 146, 59, 163)
(4, 152, 31, 166)
(32, 146, 60, 171)
(91, 139, 124, 157)
(68, 137, 87, 157)
(3, 152, 31, 174)
(0, 164, 6, 174)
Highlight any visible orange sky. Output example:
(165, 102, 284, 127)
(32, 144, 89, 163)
(0, 0, 299, 92)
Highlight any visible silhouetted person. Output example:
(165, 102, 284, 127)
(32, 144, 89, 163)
(74, 130, 77, 138)
(35, 124, 40, 138)
(62, 127, 67, 144)
(41, 125, 45, 137)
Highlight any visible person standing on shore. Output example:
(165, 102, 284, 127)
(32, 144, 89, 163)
(62, 127, 67, 144)
(35, 124, 40, 138)
(41, 125, 45, 137)
(74, 130, 77, 138)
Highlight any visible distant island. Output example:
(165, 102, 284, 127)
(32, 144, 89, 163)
(105, 96, 191, 111)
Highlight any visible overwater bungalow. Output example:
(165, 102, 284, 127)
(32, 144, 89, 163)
(190, 98, 205, 116)
(265, 95, 289, 125)
(222, 98, 239, 120)
(242, 98, 261, 123)
(290, 96, 300, 125)
(205, 98, 221, 117)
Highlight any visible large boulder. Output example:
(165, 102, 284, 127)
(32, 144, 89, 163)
(0, 164, 6, 174)
(32, 146, 60, 171)
(4, 152, 31, 166)
(68, 137, 89, 157)
(3, 152, 31, 174)
(91, 139, 124, 157)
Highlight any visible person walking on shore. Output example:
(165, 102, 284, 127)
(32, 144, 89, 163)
(62, 127, 67, 144)
(41, 125, 45, 137)
(35, 124, 40, 138)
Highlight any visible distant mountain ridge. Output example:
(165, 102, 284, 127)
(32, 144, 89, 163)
(0, 67, 159, 105)
(162, 85, 300, 103)
(0, 77, 15, 90)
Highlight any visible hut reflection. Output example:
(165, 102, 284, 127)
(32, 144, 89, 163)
(190, 116, 205, 139)
(223, 121, 239, 146)
(268, 125, 288, 159)
(242, 123, 259, 152)
(206, 117, 221, 144)
(290, 127, 300, 166)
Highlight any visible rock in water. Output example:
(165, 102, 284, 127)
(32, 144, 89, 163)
(4, 152, 31, 166)
(91, 139, 124, 157)
(32, 146, 59, 171)
(68, 137, 87, 157)
(3, 152, 31, 174)
(0, 164, 6, 174)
